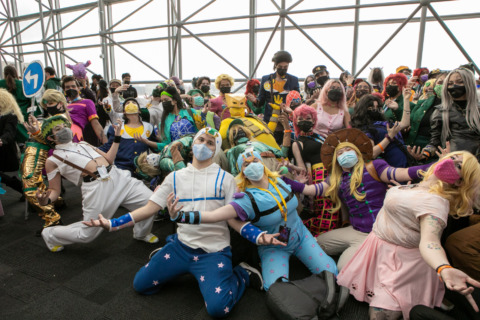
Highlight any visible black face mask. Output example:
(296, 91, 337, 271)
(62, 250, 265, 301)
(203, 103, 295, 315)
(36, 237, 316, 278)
(385, 85, 399, 97)
(220, 87, 231, 94)
(200, 85, 210, 94)
(233, 130, 247, 143)
(277, 68, 287, 77)
(290, 103, 300, 110)
(46, 104, 64, 116)
(447, 85, 466, 99)
(367, 109, 385, 122)
(297, 120, 314, 132)
(356, 90, 369, 99)
(124, 80, 130, 85)
(316, 75, 329, 86)
(65, 89, 78, 100)
(110, 87, 116, 94)
(252, 85, 260, 95)
(162, 100, 174, 112)
(327, 89, 343, 102)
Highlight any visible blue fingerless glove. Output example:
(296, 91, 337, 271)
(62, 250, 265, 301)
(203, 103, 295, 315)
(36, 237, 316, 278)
(171, 211, 201, 224)
(109, 213, 135, 232)
(240, 222, 266, 245)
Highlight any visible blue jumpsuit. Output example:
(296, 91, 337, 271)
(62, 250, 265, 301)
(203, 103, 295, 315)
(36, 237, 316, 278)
(232, 178, 338, 290)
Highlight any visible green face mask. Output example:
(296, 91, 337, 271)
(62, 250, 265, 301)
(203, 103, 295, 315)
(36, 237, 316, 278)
(434, 84, 443, 97)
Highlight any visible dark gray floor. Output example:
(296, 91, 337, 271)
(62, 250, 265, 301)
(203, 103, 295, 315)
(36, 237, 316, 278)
(0, 179, 370, 320)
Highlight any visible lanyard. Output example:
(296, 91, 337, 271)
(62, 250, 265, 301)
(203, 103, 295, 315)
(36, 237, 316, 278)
(253, 179, 288, 222)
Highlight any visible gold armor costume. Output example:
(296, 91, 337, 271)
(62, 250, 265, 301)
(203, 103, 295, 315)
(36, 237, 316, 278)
(21, 129, 61, 227)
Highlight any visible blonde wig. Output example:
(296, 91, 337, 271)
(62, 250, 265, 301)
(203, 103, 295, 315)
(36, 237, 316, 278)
(423, 151, 480, 218)
(215, 74, 234, 89)
(235, 162, 280, 192)
(0, 88, 24, 123)
(40, 89, 68, 109)
(136, 152, 161, 178)
(440, 68, 480, 144)
(325, 142, 366, 212)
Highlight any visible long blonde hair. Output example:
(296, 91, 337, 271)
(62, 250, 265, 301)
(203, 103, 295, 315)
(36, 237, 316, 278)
(235, 163, 280, 192)
(423, 151, 480, 218)
(325, 142, 366, 212)
(0, 88, 24, 123)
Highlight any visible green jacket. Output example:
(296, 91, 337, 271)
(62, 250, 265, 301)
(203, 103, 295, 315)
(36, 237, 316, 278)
(405, 95, 438, 148)
(247, 99, 264, 115)
(383, 94, 415, 123)
(0, 79, 42, 143)
(45, 77, 62, 91)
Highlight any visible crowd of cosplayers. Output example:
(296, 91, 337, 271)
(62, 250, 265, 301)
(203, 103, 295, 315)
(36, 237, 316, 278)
(1, 50, 480, 320)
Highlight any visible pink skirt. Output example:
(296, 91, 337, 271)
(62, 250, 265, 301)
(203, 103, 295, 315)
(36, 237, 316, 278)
(337, 232, 444, 320)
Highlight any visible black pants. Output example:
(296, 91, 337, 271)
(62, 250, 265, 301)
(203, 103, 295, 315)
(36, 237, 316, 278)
(409, 305, 454, 320)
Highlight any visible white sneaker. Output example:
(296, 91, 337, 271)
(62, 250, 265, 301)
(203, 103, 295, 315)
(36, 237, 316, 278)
(41, 229, 64, 252)
(134, 233, 159, 244)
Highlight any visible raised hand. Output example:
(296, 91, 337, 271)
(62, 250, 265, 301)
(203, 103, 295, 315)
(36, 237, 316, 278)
(36, 186, 52, 206)
(385, 99, 398, 110)
(167, 192, 183, 220)
(407, 145, 424, 161)
(386, 121, 402, 138)
(294, 170, 309, 184)
(82, 213, 110, 229)
(435, 141, 451, 158)
(441, 267, 480, 312)
(112, 119, 122, 136)
(257, 232, 287, 247)
(24, 114, 40, 134)
(133, 132, 149, 145)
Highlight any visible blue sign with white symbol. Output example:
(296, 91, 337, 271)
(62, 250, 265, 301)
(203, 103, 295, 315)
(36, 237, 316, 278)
(22, 60, 45, 98)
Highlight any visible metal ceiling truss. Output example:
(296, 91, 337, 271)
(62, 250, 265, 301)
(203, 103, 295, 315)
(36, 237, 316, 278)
(0, 0, 478, 86)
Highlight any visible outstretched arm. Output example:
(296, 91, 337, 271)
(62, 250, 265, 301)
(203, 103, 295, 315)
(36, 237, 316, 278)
(83, 200, 162, 230)
(378, 162, 432, 184)
(167, 192, 237, 223)
(419, 214, 480, 311)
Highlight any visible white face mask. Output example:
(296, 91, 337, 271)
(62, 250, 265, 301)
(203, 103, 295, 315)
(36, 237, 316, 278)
(146, 153, 160, 167)
(243, 162, 265, 181)
(193, 143, 214, 161)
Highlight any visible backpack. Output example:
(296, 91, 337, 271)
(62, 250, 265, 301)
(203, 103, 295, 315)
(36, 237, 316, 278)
(265, 271, 348, 320)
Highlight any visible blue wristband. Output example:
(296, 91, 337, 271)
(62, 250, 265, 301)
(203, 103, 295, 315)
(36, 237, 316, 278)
(109, 213, 135, 231)
(240, 222, 266, 245)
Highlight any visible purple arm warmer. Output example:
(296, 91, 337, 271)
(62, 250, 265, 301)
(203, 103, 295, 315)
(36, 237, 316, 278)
(407, 163, 432, 179)
(281, 177, 306, 193)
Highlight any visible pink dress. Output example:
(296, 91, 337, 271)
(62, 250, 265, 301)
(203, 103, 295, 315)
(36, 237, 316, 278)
(313, 103, 345, 138)
(337, 186, 450, 320)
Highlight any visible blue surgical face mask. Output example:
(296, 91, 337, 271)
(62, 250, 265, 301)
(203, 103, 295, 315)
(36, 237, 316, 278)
(193, 143, 214, 161)
(243, 162, 265, 181)
(337, 150, 358, 168)
(193, 95, 204, 107)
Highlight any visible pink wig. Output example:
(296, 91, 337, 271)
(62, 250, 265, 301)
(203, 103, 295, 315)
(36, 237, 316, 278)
(319, 79, 347, 110)
(293, 104, 317, 135)
(381, 73, 408, 99)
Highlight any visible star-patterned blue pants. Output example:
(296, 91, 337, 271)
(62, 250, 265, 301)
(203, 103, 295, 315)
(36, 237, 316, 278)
(258, 224, 338, 290)
(134, 234, 249, 318)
